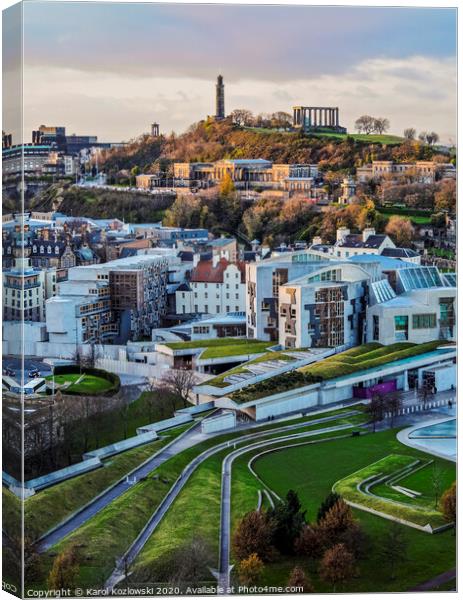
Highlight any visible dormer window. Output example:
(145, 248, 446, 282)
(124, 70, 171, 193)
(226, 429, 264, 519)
(47, 246, 52, 254)
(40, 246, 44, 253)
(55, 246, 59, 254)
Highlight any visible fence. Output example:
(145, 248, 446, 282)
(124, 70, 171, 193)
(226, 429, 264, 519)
(384, 397, 454, 419)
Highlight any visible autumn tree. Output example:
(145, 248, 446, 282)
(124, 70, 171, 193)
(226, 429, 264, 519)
(434, 179, 456, 214)
(385, 215, 415, 247)
(232, 510, 276, 562)
(440, 481, 456, 528)
(294, 524, 324, 559)
(380, 522, 408, 580)
(238, 553, 264, 586)
(319, 543, 356, 592)
(47, 545, 79, 590)
(403, 128, 416, 140)
(317, 492, 341, 523)
(219, 172, 236, 196)
(287, 565, 314, 592)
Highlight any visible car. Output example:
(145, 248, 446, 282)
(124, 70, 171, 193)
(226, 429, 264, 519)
(28, 369, 41, 378)
(5, 367, 16, 377)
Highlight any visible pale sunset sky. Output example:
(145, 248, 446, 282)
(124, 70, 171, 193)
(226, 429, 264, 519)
(3, 2, 457, 144)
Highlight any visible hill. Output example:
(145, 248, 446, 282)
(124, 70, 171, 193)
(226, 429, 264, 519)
(100, 118, 439, 173)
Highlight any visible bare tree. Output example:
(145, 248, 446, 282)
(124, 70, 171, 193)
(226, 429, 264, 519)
(431, 464, 444, 509)
(373, 117, 390, 134)
(380, 522, 408, 580)
(161, 368, 199, 407)
(355, 115, 375, 134)
(403, 127, 416, 140)
(366, 394, 385, 433)
(385, 391, 403, 428)
(230, 109, 254, 127)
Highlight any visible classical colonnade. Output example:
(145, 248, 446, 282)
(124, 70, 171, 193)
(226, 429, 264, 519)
(293, 106, 339, 128)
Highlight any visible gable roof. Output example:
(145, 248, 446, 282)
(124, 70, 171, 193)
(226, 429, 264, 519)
(190, 258, 245, 284)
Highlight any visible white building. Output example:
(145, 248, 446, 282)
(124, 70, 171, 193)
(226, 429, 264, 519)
(278, 263, 370, 349)
(367, 266, 456, 345)
(176, 256, 246, 316)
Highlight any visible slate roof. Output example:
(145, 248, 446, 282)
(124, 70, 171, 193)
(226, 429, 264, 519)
(189, 258, 245, 284)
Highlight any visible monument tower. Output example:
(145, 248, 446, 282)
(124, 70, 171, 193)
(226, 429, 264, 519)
(215, 74, 225, 120)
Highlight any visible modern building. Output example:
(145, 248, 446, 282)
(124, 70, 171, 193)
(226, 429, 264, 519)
(367, 266, 456, 345)
(278, 262, 369, 349)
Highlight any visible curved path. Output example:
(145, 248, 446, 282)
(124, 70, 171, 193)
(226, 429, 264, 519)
(104, 415, 360, 590)
(39, 410, 358, 553)
(217, 424, 358, 591)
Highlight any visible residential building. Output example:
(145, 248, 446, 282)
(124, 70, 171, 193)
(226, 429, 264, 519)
(356, 160, 456, 183)
(176, 256, 245, 316)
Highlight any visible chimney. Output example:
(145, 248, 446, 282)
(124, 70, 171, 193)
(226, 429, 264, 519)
(363, 227, 375, 243)
(212, 254, 220, 268)
(336, 227, 350, 242)
(193, 253, 200, 267)
(312, 236, 322, 246)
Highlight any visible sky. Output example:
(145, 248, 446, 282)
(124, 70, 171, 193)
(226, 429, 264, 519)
(3, 2, 457, 144)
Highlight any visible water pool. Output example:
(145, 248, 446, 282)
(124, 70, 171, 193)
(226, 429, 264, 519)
(409, 419, 456, 439)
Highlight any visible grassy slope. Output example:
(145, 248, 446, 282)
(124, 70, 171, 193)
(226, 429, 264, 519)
(164, 338, 272, 359)
(45, 373, 113, 393)
(252, 428, 456, 593)
(25, 424, 192, 540)
(33, 409, 358, 589)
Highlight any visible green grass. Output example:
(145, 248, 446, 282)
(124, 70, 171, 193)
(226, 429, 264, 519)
(231, 341, 451, 404)
(164, 337, 272, 359)
(2, 488, 21, 540)
(24, 430, 190, 541)
(312, 132, 404, 145)
(251, 428, 456, 593)
(378, 208, 432, 225)
(45, 373, 113, 393)
(333, 454, 446, 528)
(33, 408, 358, 589)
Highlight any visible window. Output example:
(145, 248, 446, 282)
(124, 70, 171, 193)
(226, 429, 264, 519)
(373, 315, 379, 340)
(394, 315, 408, 341)
(412, 314, 437, 329)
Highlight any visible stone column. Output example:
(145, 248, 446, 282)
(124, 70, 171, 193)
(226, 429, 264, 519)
(335, 108, 339, 127)
(324, 108, 327, 126)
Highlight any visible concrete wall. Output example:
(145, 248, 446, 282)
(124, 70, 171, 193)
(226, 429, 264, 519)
(201, 411, 236, 433)
(255, 388, 319, 420)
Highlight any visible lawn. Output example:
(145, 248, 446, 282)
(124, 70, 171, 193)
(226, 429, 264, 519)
(164, 337, 272, 359)
(333, 454, 447, 528)
(45, 373, 113, 394)
(251, 428, 456, 593)
(24, 426, 192, 541)
(312, 132, 404, 145)
(33, 408, 359, 590)
(378, 208, 432, 226)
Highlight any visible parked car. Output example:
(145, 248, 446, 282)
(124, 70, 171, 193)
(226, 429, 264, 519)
(28, 369, 41, 378)
(5, 367, 16, 377)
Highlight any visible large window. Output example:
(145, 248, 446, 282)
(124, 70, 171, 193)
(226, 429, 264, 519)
(412, 313, 437, 329)
(394, 315, 408, 341)
(373, 315, 379, 340)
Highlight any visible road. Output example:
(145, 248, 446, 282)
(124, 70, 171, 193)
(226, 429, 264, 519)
(104, 415, 360, 590)
(3, 357, 52, 382)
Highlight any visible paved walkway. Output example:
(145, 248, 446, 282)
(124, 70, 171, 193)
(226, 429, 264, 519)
(104, 412, 360, 590)
(38, 410, 359, 552)
(410, 568, 456, 591)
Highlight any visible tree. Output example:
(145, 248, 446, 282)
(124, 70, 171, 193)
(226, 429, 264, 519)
(373, 117, 390, 134)
(232, 510, 276, 562)
(130, 165, 140, 185)
(440, 481, 456, 528)
(434, 179, 456, 214)
(403, 128, 416, 140)
(317, 492, 341, 523)
(47, 545, 79, 590)
(161, 368, 198, 407)
(268, 490, 306, 555)
(219, 172, 236, 196)
(355, 115, 375, 134)
(430, 464, 444, 509)
(385, 215, 415, 247)
(318, 499, 358, 549)
(319, 543, 356, 592)
(366, 394, 385, 433)
(380, 522, 408, 580)
(230, 109, 254, 127)
(294, 524, 324, 559)
(238, 553, 264, 586)
(426, 131, 439, 145)
(384, 391, 403, 428)
(287, 566, 314, 592)
(271, 111, 292, 129)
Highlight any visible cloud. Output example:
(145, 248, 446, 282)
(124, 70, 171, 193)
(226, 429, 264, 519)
(21, 55, 456, 144)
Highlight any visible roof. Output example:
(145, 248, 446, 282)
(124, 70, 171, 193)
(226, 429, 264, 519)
(381, 247, 419, 258)
(208, 238, 236, 248)
(347, 254, 411, 270)
(224, 159, 271, 166)
(337, 233, 387, 249)
(190, 258, 245, 284)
